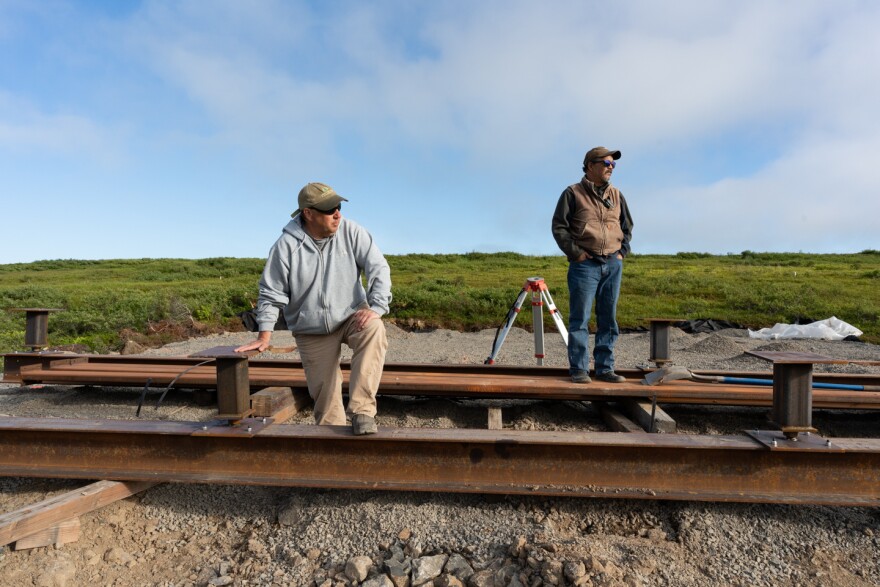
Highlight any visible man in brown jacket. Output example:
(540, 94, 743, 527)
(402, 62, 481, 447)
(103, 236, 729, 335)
(551, 146, 634, 384)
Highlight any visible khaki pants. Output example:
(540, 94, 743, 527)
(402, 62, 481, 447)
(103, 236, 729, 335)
(295, 316, 388, 425)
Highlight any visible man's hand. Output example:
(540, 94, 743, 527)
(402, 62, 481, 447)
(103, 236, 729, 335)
(576, 252, 593, 262)
(353, 308, 379, 331)
(234, 332, 272, 353)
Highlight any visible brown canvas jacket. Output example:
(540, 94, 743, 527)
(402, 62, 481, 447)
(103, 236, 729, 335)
(551, 177, 633, 262)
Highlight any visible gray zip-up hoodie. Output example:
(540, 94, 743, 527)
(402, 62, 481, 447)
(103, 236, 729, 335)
(255, 216, 392, 335)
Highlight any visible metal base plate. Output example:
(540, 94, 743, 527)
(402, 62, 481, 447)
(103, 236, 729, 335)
(745, 429, 844, 452)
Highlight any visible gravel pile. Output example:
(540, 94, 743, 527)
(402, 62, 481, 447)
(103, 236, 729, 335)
(1, 324, 880, 587)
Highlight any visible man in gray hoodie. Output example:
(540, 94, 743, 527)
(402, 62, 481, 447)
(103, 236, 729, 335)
(235, 182, 392, 435)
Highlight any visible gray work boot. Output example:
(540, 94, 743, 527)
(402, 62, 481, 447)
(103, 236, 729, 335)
(571, 371, 592, 384)
(352, 414, 378, 435)
(596, 371, 626, 383)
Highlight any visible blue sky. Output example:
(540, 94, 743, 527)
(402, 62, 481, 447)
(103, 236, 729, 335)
(1, 0, 878, 265)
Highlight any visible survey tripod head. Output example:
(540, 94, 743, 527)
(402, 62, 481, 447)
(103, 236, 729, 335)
(484, 277, 569, 366)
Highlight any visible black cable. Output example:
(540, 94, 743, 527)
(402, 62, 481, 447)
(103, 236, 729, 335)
(135, 378, 152, 418)
(154, 359, 215, 410)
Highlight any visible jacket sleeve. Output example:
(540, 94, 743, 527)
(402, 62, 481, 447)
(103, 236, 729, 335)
(618, 193, 634, 257)
(255, 239, 292, 331)
(352, 226, 392, 317)
(551, 187, 585, 261)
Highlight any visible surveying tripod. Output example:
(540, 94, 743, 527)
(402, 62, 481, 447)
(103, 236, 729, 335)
(485, 277, 569, 366)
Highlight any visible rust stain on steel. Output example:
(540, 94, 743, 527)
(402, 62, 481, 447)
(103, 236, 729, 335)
(0, 417, 879, 506)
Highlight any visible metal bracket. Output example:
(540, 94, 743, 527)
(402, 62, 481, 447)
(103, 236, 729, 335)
(192, 418, 270, 437)
(745, 429, 844, 452)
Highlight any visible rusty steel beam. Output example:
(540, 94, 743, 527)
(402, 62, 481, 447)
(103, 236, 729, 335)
(5, 352, 879, 386)
(0, 417, 878, 506)
(4, 354, 880, 410)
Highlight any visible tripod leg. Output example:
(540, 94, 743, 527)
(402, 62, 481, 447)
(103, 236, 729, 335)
(531, 288, 545, 366)
(485, 289, 529, 364)
(541, 289, 569, 346)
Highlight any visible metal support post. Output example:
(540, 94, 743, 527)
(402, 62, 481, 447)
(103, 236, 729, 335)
(771, 362, 815, 438)
(215, 355, 253, 421)
(190, 346, 257, 422)
(648, 318, 679, 366)
(746, 351, 847, 442)
(10, 308, 63, 351)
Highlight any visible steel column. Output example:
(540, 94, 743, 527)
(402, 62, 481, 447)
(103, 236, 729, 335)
(10, 308, 62, 351)
(648, 318, 679, 366)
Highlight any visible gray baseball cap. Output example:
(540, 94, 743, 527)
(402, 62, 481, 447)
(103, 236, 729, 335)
(291, 182, 348, 218)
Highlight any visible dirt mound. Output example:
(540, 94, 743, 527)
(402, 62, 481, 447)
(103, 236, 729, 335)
(682, 333, 747, 357)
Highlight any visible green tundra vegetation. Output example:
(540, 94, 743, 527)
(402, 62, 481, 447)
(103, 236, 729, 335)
(0, 252, 878, 365)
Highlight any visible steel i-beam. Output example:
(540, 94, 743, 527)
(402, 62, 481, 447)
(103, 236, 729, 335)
(1, 417, 879, 506)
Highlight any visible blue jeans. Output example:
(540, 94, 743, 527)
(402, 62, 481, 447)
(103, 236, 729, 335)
(567, 256, 622, 376)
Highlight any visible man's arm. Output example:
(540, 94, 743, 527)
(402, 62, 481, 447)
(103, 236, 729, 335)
(354, 228, 392, 316)
(551, 188, 588, 261)
(618, 193, 634, 258)
(235, 240, 291, 351)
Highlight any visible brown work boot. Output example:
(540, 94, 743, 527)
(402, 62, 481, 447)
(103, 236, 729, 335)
(352, 414, 378, 435)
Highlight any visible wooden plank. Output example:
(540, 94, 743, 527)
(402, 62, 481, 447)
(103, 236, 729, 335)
(487, 407, 503, 430)
(252, 387, 312, 423)
(251, 387, 294, 416)
(14, 517, 80, 550)
(593, 401, 643, 433)
(0, 480, 157, 547)
(620, 398, 677, 434)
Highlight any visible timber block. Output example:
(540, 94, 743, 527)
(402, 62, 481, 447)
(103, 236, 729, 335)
(251, 387, 294, 417)
(593, 401, 643, 433)
(14, 517, 80, 550)
(621, 398, 677, 433)
(251, 386, 312, 423)
(487, 407, 503, 430)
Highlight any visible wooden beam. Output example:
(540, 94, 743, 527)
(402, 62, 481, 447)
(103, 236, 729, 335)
(593, 401, 643, 433)
(251, 386, 312, 423)
(487, 407, 503, 430)
(620, 398, 677, 433)
(14, 517, 80, 550)
(0, 480, 157, 547)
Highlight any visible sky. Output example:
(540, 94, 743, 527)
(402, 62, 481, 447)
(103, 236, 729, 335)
(1, 0, 878, 265)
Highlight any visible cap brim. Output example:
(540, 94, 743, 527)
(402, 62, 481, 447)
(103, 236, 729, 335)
(291, 195, 348, 217)
(312, 194, 347, 211)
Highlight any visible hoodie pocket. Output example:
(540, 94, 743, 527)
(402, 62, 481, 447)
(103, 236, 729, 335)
(294, 310, 327, 334)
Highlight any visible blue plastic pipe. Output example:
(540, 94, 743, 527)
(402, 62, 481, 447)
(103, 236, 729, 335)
(714, 376, 875, 391)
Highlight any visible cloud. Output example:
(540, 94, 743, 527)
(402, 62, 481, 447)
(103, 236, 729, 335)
(1, 0, 878, 263)
(0, 91, 125, 163)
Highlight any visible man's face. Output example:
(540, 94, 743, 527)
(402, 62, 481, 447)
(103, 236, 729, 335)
(302, 205, 342, 238)
(587, 157, 615, 185)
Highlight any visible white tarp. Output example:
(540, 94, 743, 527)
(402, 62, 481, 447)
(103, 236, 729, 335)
(748, 316, 863, 341)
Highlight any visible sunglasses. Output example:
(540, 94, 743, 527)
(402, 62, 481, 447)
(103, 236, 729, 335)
(593, 159, 616, 168)
(310, 204, 342, 215)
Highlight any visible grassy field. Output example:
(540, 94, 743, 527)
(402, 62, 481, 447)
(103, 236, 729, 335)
(1, 252, 878, 363)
